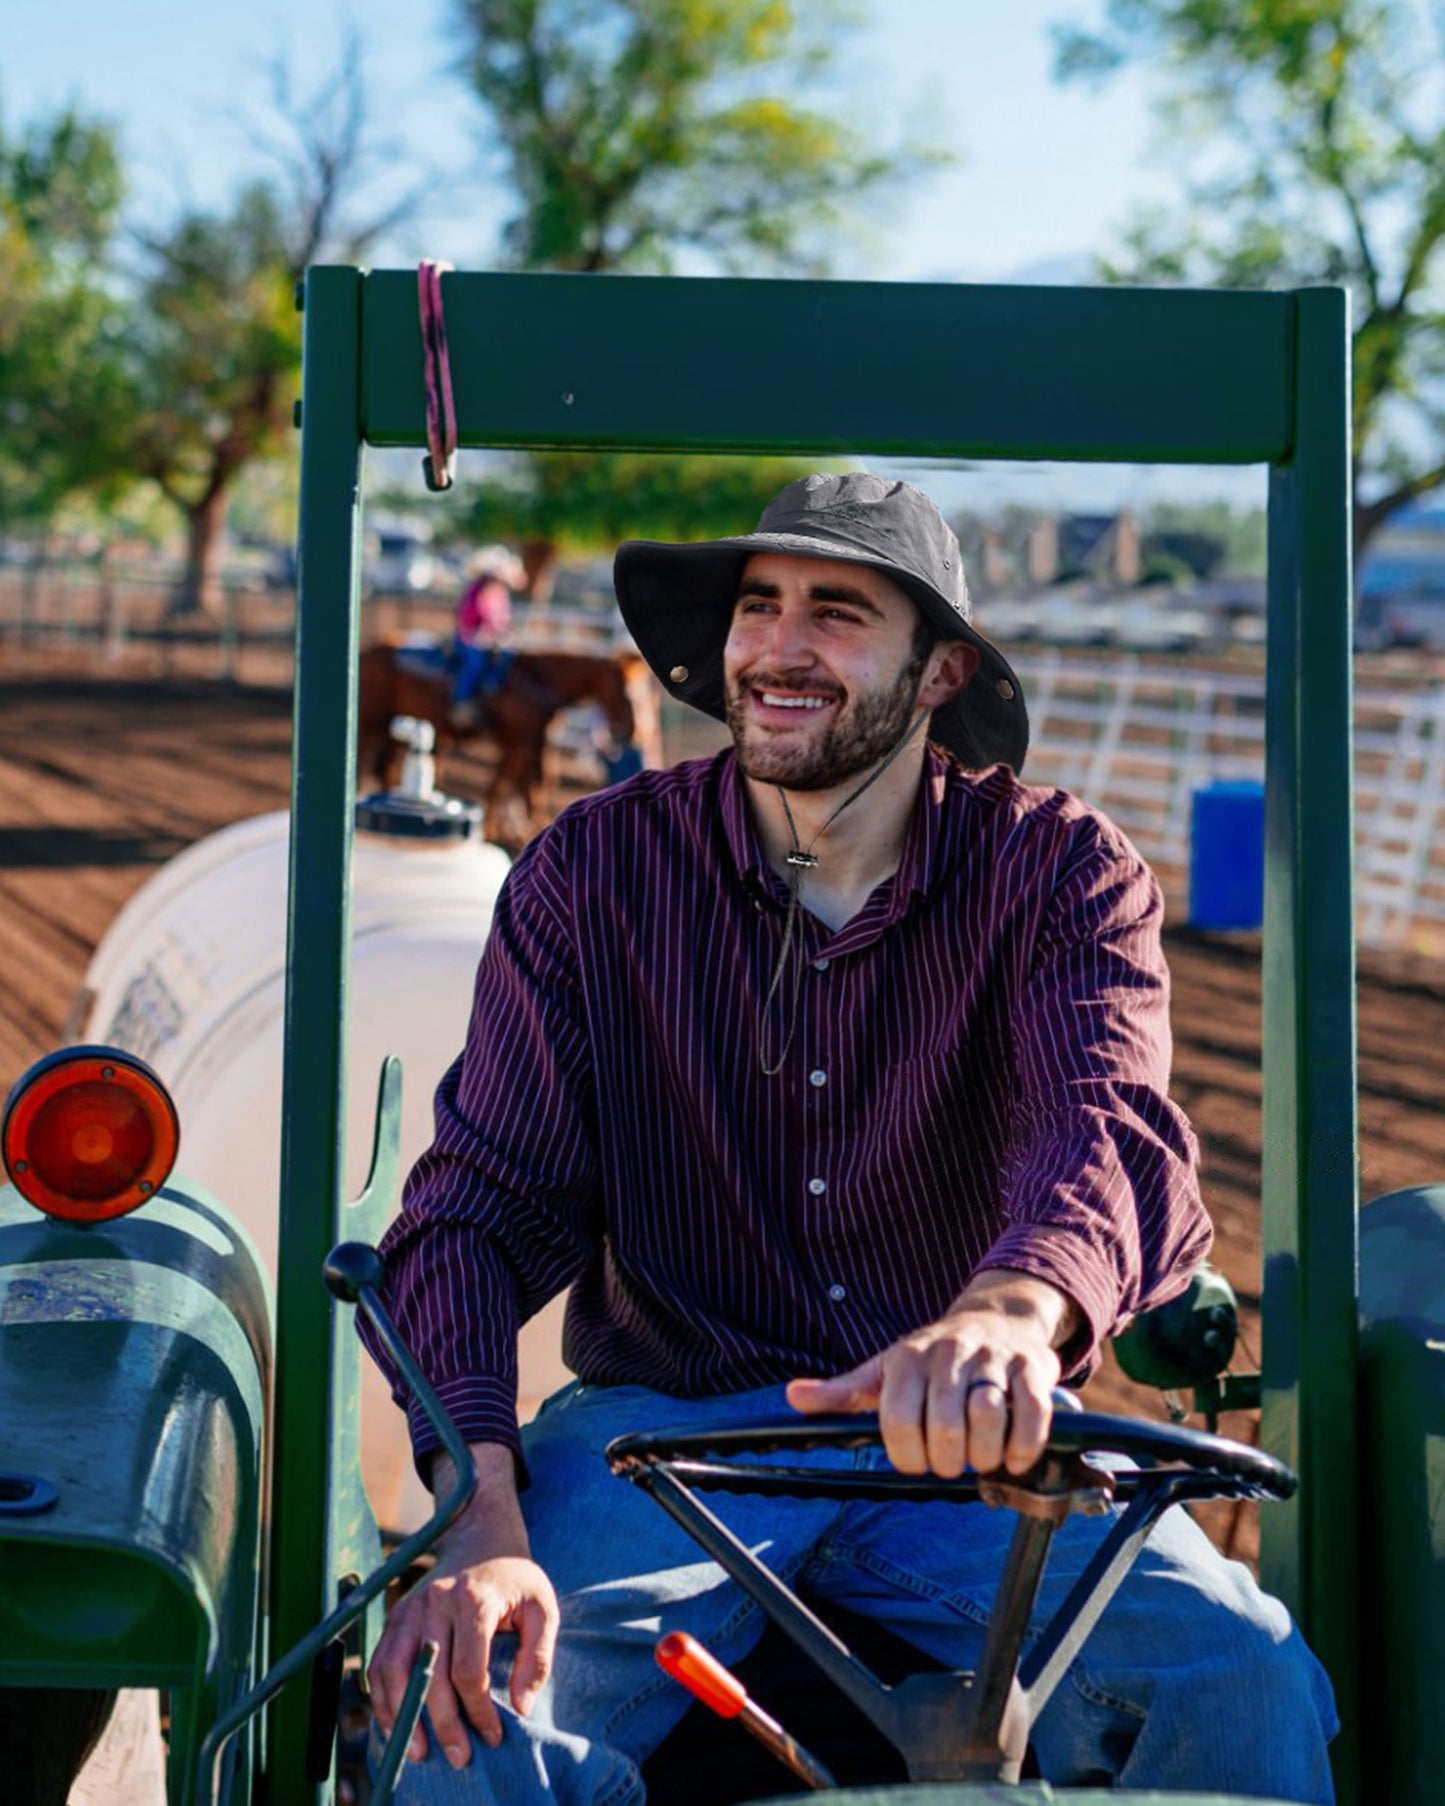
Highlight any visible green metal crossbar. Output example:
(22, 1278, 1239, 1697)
(286, 268, 1357, 1803)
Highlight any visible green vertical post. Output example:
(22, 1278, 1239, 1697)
(269, 264, 366, 1805)
(1261, 286, 1358, 1800)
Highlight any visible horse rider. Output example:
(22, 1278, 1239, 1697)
(452, 546, 526, 726)
(364, 473, 1338, 1803)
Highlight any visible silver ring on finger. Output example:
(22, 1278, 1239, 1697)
(965, 1377, 1008, 1402)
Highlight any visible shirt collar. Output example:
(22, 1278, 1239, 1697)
(898, 743, 950, 900)
(719, 749, 763, 877)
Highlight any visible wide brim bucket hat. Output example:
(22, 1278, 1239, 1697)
(613, 472, 1028, 773)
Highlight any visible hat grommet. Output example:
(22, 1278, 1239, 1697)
(670, 665, 690, 684)
(995, 678, 1015, 701)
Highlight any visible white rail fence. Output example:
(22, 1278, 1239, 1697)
(8, 570, 1445, 949)
(0, 566, 629, 679)
(1014, 653, 1445, 952)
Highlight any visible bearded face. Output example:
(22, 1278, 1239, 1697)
(722, 551, 939, 793)
(725, 640, 929, 791)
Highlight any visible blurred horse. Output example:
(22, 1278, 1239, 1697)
(358, 639, 642, 839)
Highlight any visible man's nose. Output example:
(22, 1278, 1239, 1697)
(757, 604, 818, 666)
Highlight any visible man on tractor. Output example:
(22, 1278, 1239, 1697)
(365, 473, 1338, 1802)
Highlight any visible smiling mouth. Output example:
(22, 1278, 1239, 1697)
(757, 691, 835, 711)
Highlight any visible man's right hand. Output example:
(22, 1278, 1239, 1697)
(367, 1443, 559, 1770)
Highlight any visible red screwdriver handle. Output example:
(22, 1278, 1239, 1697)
(656, 1631, 749, 1720)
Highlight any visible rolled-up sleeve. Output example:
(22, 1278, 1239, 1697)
(364, 823, 601, 1470)
(974, 827, 1212, 1378)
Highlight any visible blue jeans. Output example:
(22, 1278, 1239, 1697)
(374, 1381, 1337, 1803)
(451, 642, 513, 706)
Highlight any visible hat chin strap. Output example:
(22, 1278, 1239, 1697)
(758, 707, 928, 1076)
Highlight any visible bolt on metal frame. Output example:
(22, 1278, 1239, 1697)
(284, 268, 1357, 1803)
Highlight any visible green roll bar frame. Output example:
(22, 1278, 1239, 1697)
(284, 269, 1357, 1803)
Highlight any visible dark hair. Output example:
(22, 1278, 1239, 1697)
(911, 610, 942, 664)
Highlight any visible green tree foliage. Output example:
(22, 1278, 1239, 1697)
(1054, 0, 1445, 551)
(1144, 498, 1267, 576)
(454, 0, 931, 275)
(449, 0, 941, 588)
(0, 112, 134, 530)
(123, 40, 410, 614)
(457, 450, 833, 588)
(126, 186, 304, 614)
(6, 109, 123, 259)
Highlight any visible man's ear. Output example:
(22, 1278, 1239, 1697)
(918, 640, 980, 710)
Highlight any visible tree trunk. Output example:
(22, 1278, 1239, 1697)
(521, 538, 560, 605)
(1353, 481, 1379, 564)
(169, 488, 230, 619)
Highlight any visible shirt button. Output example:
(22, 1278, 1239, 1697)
(827, 1283, 847, 1303)
(808, 1177, 827, 1196)
(814, 958, 830, 972)
(809, 1069, 827, 1088)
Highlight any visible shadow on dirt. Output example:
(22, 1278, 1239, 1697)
(0, 827, 189, 869)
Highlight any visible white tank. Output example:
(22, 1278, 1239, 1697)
(76, 724, 574, 1528)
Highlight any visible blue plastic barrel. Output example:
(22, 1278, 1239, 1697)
(1189, 780, 1265, 930)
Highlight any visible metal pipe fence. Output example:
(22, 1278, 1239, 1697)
(6, 566, 1444, 950)
(1014, 651, 1445, 953)
(0, 564, 628, 686)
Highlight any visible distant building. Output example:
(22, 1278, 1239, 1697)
(1359, 503, 1445, 602)
(1027, 511, 1141, 586)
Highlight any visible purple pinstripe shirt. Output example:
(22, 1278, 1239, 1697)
(376, 746, 1210, 1468)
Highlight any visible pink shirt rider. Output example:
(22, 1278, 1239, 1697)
(457, 575, 513, 645)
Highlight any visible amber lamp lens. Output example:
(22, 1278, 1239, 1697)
(30, 1082, 154, 1199)
(3, 1049, 179, 1223)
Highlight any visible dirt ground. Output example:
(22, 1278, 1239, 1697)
(5, 662, 1445, 1561)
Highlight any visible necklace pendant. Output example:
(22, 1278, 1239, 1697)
(786, 850, 820, 869)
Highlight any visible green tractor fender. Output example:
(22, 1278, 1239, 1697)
(0, 1174, 272, 1805)
(1357, 1185, 1445, 1803)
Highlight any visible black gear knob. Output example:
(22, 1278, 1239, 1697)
(324, 1240, 387, 1303)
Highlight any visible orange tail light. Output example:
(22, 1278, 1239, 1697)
(2, 1046, 180, 1224)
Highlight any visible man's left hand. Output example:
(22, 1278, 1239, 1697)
(786, 1268, 1080, 1478)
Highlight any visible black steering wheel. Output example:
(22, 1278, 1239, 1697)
(607, 1402, 1294, 1789)
(609, 1398, 1293, 1504)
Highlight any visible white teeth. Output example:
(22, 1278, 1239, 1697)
(759, 692, 830, 709)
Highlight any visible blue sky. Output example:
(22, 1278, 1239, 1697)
(2, 2, 1265, 512)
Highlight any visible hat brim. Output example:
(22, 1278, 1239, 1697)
(613, 533, 1029, 774)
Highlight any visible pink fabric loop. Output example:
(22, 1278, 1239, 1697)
(419, 259, 458, 491)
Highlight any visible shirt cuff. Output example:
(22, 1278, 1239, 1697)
(971, 1229, 1122, 1382)
(405, 1373, 523, 1482)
